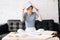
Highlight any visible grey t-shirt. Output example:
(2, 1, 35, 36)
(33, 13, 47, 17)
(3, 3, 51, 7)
(24, 12, 37, 28)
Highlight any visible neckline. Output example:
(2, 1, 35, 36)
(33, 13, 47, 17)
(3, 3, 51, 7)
(27, 12, 33, 16)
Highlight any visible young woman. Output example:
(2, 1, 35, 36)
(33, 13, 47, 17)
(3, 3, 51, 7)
(20, 5, 42, 31)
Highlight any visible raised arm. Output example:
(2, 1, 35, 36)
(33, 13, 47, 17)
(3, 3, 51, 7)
(20, 8, 25, 22)
(35, 8, 42, 21)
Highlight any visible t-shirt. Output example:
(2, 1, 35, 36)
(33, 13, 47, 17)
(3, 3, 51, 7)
(24, 12, 37, 28)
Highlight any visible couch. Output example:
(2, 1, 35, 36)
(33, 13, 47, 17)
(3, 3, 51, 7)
(0, 19, 60, 40)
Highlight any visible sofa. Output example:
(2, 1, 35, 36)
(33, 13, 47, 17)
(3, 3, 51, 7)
(0, 19, 60, 40)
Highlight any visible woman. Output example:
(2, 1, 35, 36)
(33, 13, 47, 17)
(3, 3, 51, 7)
(20, 4, 42, 32)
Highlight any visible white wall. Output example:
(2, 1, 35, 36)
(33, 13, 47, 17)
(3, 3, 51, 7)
(0, 0, 58, 24)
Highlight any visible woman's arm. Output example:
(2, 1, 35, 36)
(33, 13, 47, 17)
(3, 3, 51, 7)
(35, 8, 42, 21)
(20, 8, 25, 22)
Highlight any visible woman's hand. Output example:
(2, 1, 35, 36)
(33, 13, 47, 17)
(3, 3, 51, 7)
(20, 8, 25, 22)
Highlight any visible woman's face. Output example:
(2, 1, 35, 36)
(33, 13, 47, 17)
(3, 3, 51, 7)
(27, 6, 33, 14)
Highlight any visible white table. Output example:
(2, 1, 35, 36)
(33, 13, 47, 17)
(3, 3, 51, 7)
(2, 31, 59, 40)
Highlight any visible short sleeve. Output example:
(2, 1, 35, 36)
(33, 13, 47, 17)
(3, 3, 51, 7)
(33, 12, 38, 20)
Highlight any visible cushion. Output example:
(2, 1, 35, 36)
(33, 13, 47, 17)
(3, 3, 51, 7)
(42, 20, 54, 30)
(0, 23, 9, 35)
(35, 20, 54, 30)
(8, 20, 23, 32)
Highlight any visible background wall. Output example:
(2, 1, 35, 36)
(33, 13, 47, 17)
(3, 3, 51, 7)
(0, 0, 58, 24)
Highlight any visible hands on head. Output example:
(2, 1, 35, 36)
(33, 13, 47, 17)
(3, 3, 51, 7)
(22, 7, 39, 12)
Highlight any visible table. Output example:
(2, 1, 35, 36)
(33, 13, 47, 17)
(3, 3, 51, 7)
(2, 31, 59, 40)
